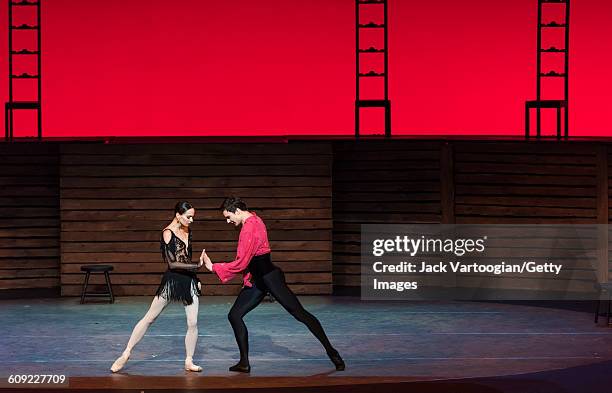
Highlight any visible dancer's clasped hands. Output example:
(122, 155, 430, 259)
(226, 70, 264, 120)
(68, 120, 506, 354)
(200, 249, 213, 271)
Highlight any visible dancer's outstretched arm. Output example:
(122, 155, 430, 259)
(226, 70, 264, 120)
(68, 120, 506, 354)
(202, 224, 257, 282)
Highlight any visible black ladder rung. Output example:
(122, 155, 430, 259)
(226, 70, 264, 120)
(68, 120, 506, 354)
(359, 71, 385, 77)
(540, 47, 566, 52)
(82, 292, 112, 297)
(539, 71, 566, 77)
(356, 99, 390, 108)
(11, 0, 39, 5)
(11, 73, 40, 78)
(11, 24, 39, 30)
(6, 101, 40, 109)
(11, 50, 40, 55)
(540, 22, 567, 28)
(359, 47, 385, 53)
(526, 99, 567, 108)
(358, 23, 385, 28)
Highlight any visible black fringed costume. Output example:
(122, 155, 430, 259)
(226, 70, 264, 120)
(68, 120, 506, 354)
(155, 229, 201, 305)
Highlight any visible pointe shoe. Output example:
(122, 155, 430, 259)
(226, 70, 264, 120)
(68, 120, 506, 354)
(229, 362, 251, 373)
(184, 357, 202, 372)
(110, 352, 130, 373)
(328, 350, 345, 371)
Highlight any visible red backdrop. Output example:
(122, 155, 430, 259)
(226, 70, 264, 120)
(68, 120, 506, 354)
(0, 0, 609, 137)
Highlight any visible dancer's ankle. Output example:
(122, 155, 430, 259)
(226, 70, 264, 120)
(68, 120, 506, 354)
(184, 356, 202, 372)
(110, 351, 131, 373)
(327, 349, 345, 371)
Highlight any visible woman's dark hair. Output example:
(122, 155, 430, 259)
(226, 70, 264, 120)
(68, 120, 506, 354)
(220, 197, 247, 213)
(175, 201, 194, 215)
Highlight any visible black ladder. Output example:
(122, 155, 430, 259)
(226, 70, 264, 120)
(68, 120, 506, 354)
(525, 0, 570, 139)
(6, 0, 42, 141)
(355, 0, 390, 138)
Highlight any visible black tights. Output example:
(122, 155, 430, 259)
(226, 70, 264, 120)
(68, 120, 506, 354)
(228, 269, 336, 364)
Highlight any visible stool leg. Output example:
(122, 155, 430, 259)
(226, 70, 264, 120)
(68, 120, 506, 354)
(9, 106, 14, 140)
(80, 271, 91, 304)
(525, 105, 530, 138)
(4, 106, 8, 141)
(385, 102, 391, 138)
(565, 105, 569, 139)
(536, 107, 541, 138)
(355, 105, 360, 138)
(37, 107, 42, 140)
(105, 271, 114, 304)
(557, 107, 561, 139)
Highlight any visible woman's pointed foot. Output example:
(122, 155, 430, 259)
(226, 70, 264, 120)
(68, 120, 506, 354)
(328, 350, 345, 371)
(110, 351, 130, 373)
(185, 357, 202, 372)
(229, 361, 250, 373)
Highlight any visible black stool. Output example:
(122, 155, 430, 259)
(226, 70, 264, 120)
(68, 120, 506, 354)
(594, 282, 612, 325)
(80, 265, 114, 304)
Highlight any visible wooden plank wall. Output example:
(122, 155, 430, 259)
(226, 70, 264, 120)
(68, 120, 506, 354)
(0, 139, 610, 297)
(59, 142, 333, 296)
(332, 140, 606, 295)
(0, 144, 60, 291)
(453, 142, 598, 224)
(332, 141, 443, 288)
(453, 142, 600, 295)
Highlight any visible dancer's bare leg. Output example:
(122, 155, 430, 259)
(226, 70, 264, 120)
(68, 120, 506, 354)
(110, 295, 169, 372)
(184, 283, 202, 372)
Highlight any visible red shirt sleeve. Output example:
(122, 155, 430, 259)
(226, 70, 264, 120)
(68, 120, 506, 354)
(212, 221, 259, 283)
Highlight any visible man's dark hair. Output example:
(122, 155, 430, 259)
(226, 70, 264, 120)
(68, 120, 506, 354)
(221, 197, 247, 213)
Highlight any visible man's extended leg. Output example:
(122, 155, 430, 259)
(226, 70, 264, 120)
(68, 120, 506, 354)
(264, 269, 345, 370)
(227, 284, 266, 372)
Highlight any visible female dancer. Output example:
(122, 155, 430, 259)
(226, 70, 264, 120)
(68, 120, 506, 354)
(201, 197, 345, 373)
(110, 201, 205, 373)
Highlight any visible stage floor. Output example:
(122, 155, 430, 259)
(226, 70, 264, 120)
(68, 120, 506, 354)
(1, 296, 612, 392)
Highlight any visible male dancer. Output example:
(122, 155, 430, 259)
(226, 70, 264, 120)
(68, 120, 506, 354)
(201, 197, 345, 373)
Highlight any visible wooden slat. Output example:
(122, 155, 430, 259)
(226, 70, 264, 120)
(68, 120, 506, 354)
(60, 283, 332, 297)
(61, 251, 331, 263)
(59, 142, 332, 155)
(61, 165, 331, 177)
(61, 261, 331, 274)
(61, 272, 332, 286)
(60, 241, 331, 253)
(62, 187, 331, 199)
(455, 185, 596, 197)
(61, 220, 333, 232)
(61, 229, 330, 242)
(0, 278, 59, 289)
(61, 177, 331, 188)
(61, 154, 331, 166)
(60, 198, 331, 210)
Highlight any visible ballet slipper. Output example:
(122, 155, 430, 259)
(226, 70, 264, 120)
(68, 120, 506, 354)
(229, 361, 251, 373)
(110, 351, 130, 373)
(327, 349, 345, 371)
(184, 357, 202, 372)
